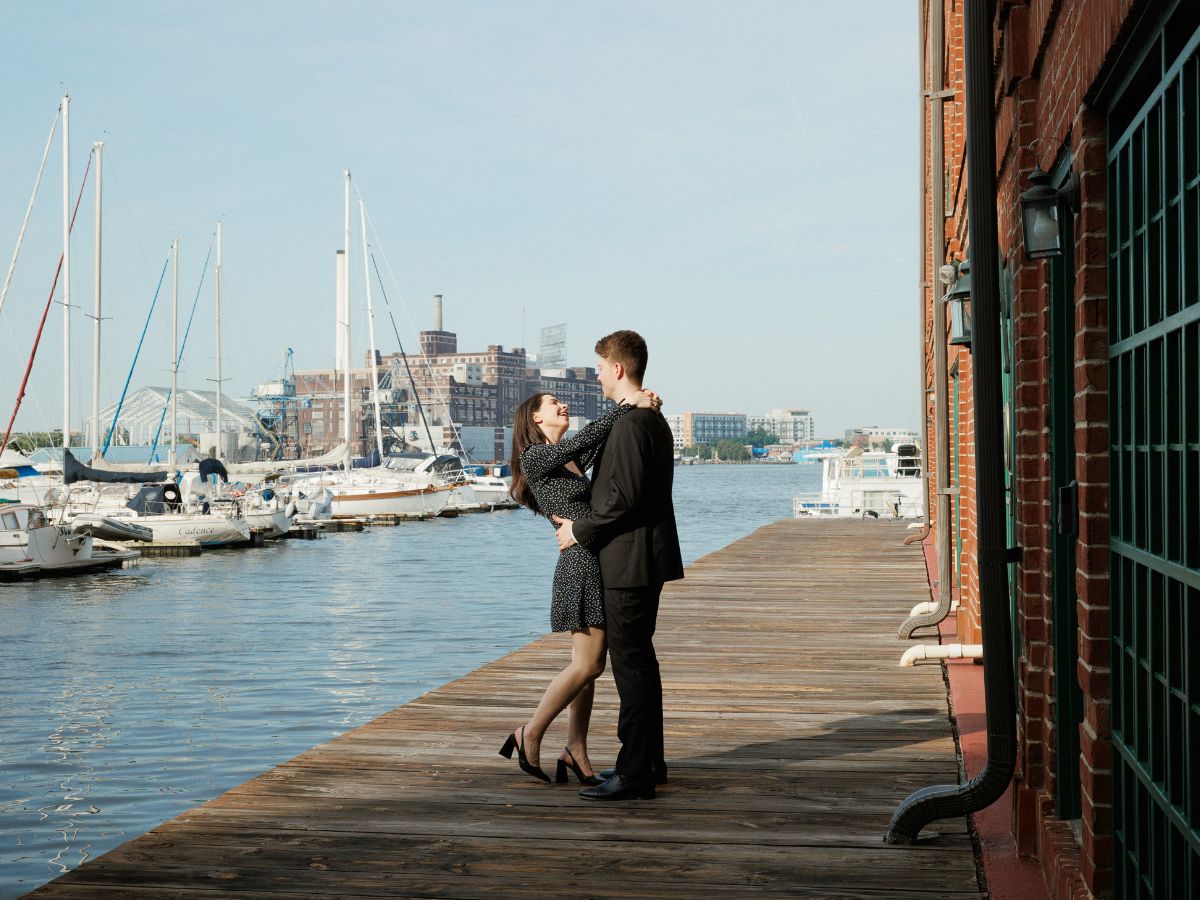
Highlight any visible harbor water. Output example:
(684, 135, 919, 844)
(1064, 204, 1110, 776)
(0, 463, 823, 896)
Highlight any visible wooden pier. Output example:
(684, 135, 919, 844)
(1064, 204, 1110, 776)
(32, 519, 980, 898)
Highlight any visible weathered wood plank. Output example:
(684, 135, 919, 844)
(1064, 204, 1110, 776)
(32, 519, 980, 897)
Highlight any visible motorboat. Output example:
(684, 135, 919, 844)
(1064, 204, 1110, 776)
(793, 443, 924, 519)
(462, 464, 516, 509)
(0, 502, 139, 580)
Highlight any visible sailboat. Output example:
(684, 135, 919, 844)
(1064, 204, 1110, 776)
(56, 235, 250, 547)
(288, 171, 453, 519)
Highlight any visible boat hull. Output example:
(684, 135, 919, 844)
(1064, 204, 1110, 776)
(330, 484, 454, 518)
(93, 512, 252, 546)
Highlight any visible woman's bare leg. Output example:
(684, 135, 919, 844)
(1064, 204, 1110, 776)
(519, 626, 606, 769)
(565, 679, 597, 776)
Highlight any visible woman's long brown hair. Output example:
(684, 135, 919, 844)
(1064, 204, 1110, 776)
(509, 392, 549, 514)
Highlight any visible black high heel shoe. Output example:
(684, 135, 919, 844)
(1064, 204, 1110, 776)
(555, 746, 603, 786)
(498, 726, 551, 783)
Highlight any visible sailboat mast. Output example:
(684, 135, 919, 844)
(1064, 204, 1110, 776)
(91, 141, 103, 458)
(61, 93, 71, 449)
(359, 199, 385, 462)
(341, 170, 352, 465)
(170, 238, 179, 468)
(215, 222, 223, 459)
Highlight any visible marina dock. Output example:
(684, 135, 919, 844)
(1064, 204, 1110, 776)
(31, 519, 980, 898)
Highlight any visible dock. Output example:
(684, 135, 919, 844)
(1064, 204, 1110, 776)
(31, 519, 980, 898)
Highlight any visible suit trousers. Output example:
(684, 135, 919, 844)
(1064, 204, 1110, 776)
(604, 583, 665, 780)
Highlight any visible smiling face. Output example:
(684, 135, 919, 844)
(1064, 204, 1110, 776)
(532, 394, 570, 438)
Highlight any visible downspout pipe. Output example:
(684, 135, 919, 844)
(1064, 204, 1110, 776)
(885, 0, 1017, 843)
(915, 0, 931, 538)
(900, 0, 953, 637)
(900, 643, 983, 667)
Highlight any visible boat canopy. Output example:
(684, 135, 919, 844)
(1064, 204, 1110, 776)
(125, 483, 181, 516)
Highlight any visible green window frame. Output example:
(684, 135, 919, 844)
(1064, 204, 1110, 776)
(1107, 7, 1200, 896)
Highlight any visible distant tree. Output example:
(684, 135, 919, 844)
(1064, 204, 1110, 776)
(714, 439, 751, 461)
(682, 443, 711, 457)
(743, 429, 780, 447)
(882, 438, 894, 452)
(8, 431, 62, 453)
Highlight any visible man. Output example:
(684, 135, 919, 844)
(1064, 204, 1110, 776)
(553, 329, 684, 801)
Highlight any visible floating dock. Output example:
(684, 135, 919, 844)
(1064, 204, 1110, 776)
(32, 519, 980, 898)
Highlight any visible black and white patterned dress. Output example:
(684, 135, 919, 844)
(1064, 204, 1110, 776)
(520, 403, 634, 632)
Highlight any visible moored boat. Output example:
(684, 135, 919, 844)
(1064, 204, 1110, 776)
(793, 443, 924, 519)
(0, 502, 139, 580)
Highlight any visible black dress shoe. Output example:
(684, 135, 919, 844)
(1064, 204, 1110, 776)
(579, 773, 656, 801)
(600, 766, 668, 785)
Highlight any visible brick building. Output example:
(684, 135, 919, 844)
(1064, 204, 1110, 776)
(920, 2, 1199, 898)
(292, 366, 408, 457)
(292, 301, 606, 460)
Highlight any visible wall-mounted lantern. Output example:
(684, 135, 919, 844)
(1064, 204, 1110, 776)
(1020, 166, 1068, 259)
(948, 260, 972, 347)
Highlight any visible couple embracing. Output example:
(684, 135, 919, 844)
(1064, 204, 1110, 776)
(502, 329, 683, 801)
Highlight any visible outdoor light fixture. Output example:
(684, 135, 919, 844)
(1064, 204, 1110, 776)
(947, 260, 972, 347)
(1019, 165, 1067, 259)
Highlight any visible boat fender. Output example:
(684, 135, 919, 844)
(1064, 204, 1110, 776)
(284, 501, 297, 519)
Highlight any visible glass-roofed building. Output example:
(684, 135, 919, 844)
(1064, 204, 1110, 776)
(96, 387, 259, 451)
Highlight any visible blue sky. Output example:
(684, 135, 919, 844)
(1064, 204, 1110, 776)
(1, 1, 919, 440)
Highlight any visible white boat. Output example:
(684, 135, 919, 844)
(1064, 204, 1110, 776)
(49, 454, 253, 548)
(0, 502, 139, 579)
(465, 471, 515, 508)
(185, 473, 295, 538)
(793, 443, 924, 519)
(294, 470, 455, 518)
(82, 484, 252, 545)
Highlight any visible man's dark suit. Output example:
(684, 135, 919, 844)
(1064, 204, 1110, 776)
(572, 406, 684, 780)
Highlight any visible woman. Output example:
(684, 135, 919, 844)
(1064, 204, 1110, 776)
(502, 388, 660, 784)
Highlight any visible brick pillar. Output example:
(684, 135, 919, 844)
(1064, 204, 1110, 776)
(1072, 105, 1113, 899)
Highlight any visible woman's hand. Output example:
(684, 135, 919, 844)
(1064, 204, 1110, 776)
(628, 389, 663, 410)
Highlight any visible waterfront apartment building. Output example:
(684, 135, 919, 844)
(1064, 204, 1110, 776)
(674, 412, 747, 448)
(747, 409, 815, 443)
(662, 414, 685, 452)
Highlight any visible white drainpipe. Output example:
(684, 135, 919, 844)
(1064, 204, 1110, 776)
(900, 643, 982, 667)
(908, 598, 960, 617)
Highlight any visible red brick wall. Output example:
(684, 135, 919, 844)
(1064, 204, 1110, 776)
(996, 2, 1133, 898)
(924, 1, 1141, 897)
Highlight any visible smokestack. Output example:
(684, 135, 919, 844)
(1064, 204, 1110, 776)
(434, 293, 443, 331)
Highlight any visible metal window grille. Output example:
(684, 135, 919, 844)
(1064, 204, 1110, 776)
(1108, 21, 1200, 898)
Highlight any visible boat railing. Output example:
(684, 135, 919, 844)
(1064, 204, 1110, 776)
(793, 490, 910, 519)
(792, 493, 840, 517)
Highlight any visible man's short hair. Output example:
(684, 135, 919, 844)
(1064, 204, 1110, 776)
(594, 330, 648, 382)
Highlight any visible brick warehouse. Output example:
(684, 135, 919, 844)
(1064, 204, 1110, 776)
(920, 2, 1199, 898)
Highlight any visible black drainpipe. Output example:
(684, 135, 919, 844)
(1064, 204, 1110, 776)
(885, 0, 1018, 844)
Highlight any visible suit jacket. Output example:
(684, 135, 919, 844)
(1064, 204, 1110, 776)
(572, 407, 684, 589)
